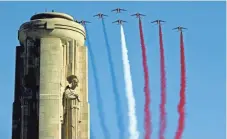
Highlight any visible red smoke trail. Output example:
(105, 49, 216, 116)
(158, 24, 167, 139)
(174, 31, 186, 139)
(138, 18, 152, 139)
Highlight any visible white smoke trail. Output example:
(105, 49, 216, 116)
(120, 25, 140, 139)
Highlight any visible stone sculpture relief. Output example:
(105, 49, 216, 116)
(61, 75, 81, 138)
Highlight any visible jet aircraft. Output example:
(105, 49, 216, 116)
(173, 26, 187, 32)
(112, 19, 127, 25)
(151, 20, 166, 24)
(78, 20, 91, 25)
(111, 8, 127, 13)
(93, 13, 108, 19)
(131, 13, 146, 18)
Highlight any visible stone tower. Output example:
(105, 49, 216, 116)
(11, 12, 89, 139)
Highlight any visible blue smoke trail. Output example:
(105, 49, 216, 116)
(85, 25, 110, 139)
(101, 19, 125, 139)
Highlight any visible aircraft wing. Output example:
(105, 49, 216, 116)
(122, 20, 127, 23)
(111, 9, 117, 12)
(182, 27, 187, 29)
(151, 20, 158, 23)
(140, 14, 146, 16)
(93, 14, 99, 17)
(172, 27, 179, 30)
(131, 14, 136, 16)
(120, 8, 127, 11)
(103, 14, 108, 16)
(112, 20, 118, 23)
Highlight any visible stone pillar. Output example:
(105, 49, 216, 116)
(75, 45, 89, 139)
(39, 38, 63, 139)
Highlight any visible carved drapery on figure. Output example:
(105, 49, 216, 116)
(62, 75, 81, 139)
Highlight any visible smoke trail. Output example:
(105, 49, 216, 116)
(174, 31, 186, 139)
(85, 25, 110, 139)
(120, 25, 140, 139)
(101, 19, 125, 138)
(138, 18, 152, 139)
(158, 24, 167, 139)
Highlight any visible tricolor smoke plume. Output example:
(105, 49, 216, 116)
(174, 31, 186, 139)
(120, 25, 140, 139)
(138, 18, 152, 139)
(101, 19, 125, 138)
(85, 25, 110, 138)
(158, 24, 167, 139)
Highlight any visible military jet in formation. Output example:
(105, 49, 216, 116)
(91, 10, 187, 31)
(173, 26, 187, 32)
(111, 8, 127, 13)
(131, 12, 146, 18)
(112, 19, 127, 25)
(78, 20, 91, 25)
(93, 13, 108, 19)
(151, 20, 166, 24)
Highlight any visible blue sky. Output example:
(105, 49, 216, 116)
(0, 1, 225, 139)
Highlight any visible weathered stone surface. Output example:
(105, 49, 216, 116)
(14, 12, 89, 139)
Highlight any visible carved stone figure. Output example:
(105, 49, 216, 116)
(62, 75, 81, 139)
(62, 75, 80, 109)
(64, 75, 80, 101)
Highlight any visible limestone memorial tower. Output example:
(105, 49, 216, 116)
(11, 12, 89, 139)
